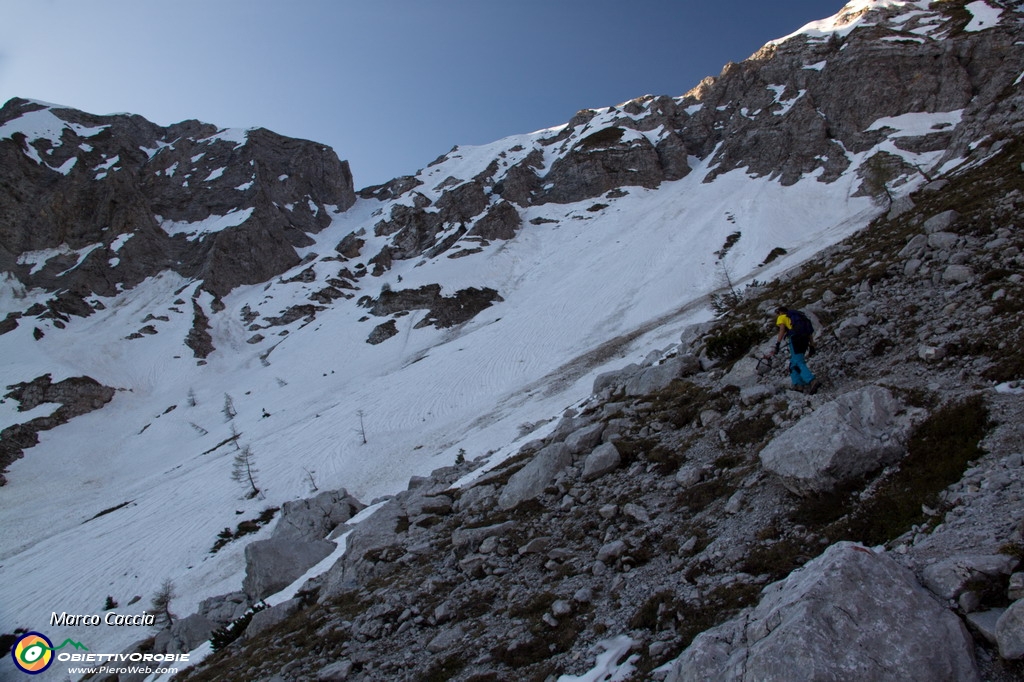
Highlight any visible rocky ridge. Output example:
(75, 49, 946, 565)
(0, 97, 355, 302)
(334, 0, 1024, 276)
(168, 99, 1024, 681)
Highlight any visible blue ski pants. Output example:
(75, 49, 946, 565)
(789, 338, 815, 386)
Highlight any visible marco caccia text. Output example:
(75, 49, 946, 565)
(51, 611, 156, 627)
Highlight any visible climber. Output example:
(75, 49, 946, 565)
(769, 306, 820, 394)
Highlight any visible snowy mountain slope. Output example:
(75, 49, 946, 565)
(2, 0, 1024, 677)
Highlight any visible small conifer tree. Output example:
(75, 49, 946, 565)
(231, 445, 261, 499)
(151, 579, 176, 627)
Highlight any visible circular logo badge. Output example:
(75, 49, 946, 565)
(11, 632, 54, 675)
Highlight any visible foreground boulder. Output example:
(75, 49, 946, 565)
(759, 385, 907, 495)
(666, 542, 979, 681)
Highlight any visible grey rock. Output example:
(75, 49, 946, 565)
(158, 613, 217, 655)
(583, 442, 622, 481)
(959, 590, 982, 613)
(317, 660, 354, 681)
(198, 591, 249, 626)
(426, 624, 466, 653)
(665, 542, 979, 682)
(740, 385, 773, 406)
(0, 99, 355, 299)
(623, 356, 691, 396)
(836, 314, 870, 339)
(1009, 572, 1024, 601)
(897, 232, 929, 256)
(573, 587, 594, 604)
(552, 599, 573, 616)
(721, 355, 761, 389)
(593, 363, 641, 394)
(468, 200, 521, 240)
(928, 231, 959, 250)
(367, 320, 399, 345)
(888, 195, 915, 218)
(942, 264, 973, 283)
(921, 554, 1019, 600)
(675, 465, 706, 487)
(700, 409, 723, 427)
(924, 209, 960, 234)
(243, 537, 336, 602)
(597, 540, 627, 563)
(451, 521, 516, 550)
(966, 608, 1004, 645)
(565, 422, 605, 454)
(622, 502, 650, 523)
(918, 345, 947, 362)
(759, 386, 906, 496)
(997, 599, 1024, 659)
(246, 598, 301, 638)
(1, 374, 116, 482)
(497, 443, 572, 509)
(518, 536, 553, 555)
(272, 489, 365, 543)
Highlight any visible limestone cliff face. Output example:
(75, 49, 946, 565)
(0, 98, 356, 298)
(334, 1, 1024, 274)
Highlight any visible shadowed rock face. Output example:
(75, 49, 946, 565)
(0, 98, 356, 298)
(0, 374, 116, 484)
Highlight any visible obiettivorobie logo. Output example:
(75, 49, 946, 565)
(11, 632, 88, 675)
(10, 631, 189, 676)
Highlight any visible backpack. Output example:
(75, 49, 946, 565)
(787, 309, 814, 338)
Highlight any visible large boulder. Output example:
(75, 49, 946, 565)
(759, 386, 907, 496)
(665, 542, 980, 681)
(623, 355, 700, 396)
(272, 488, 365, 543)
(242, 537, 336, 602)
(582, 442, 622, 481)
(497, 443, 572, 510)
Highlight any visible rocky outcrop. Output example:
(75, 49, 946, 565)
(360, 284, 502, 336)
(665, 542, 980, 682)
(468, 200, 521, 240)
(0, 97, 356, 298)
(593, 354, 701, 396)
(535, 127, 672, 204)
(497, 442, 573, 510)
(271, 489, 365, 543)
(1, 374, 116, 485)
(242, 537, 336, 603)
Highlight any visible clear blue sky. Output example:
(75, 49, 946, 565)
(0, 0, 841, 189)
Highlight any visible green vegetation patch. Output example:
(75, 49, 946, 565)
(642, 379, 716, 429)
(725, 414, 775, 446)
(793, 395, 991, 547)
(210, 507, 279, 553)
(705, 323, 763, 363)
